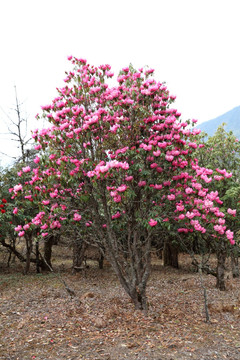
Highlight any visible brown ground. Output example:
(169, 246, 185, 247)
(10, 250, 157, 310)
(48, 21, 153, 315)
(0, 251, 240, 360)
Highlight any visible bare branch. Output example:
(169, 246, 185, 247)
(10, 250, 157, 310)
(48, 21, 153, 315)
(0, 150, 16, 159)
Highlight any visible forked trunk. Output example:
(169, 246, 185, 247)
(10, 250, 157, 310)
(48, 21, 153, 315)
(114, 268, 149, 311)
(131, 287, 148, 311)
(105, 233, 151, 312)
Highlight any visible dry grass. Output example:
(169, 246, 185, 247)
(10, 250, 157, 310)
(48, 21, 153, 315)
(0, 250, 240, 359)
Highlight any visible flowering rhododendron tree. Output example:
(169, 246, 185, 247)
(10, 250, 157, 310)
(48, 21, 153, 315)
(194, 125, 240, 288)
(0, 163, 44, 273)
(12, 57, 235, 309)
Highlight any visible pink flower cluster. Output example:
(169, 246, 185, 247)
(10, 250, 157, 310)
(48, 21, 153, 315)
(32, 211, 45, 226)
(87, 160, 129, 178)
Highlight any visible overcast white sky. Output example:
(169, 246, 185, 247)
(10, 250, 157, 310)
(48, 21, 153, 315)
(0, 0, 239, 165)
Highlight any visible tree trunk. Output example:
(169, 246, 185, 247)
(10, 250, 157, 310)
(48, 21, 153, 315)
(130, 286, 148, 311)
(231, 250, 239, 278)
(72, 238, 87, 269)
(1, 239, 26, 263)
(112, 262, 149, 311)
(41, 235, 57, 271)
(10, 236, 16, 264)
(99, 253, 104, 269)
(36, 240, 40, 273)
(24, 234, 33, 274)
(216, 245, 227, 290)
(7, 250, 12, 267)
(104, 231, 151, 312)
(163, 240, 179, 268)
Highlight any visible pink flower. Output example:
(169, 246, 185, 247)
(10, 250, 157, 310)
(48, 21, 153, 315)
(42, 232, 49, 237)
(87, 171, 95, 178)
(15, 225, 22, 232)
(188, 142, 197, 149)
(148, 219, 157, 227)
(140, 143, 152, 151)
(218, 218, 225, 225)
(25, 195, 33, 200)
(163, 181, 171, 186)
(13, 207, 18, 215)
(110, 124, 120, 133)
(22, 166, 31, 173)
(186, 212, 195, 219)
(117, 184, 127, 192)
(50, 221, 61, 229)
(198, 190, 207, 197)
(13, 184, 23, 192)
(50, 190, 58, 198)
(226, 229, 234, 244)
(192, 182, 202, 190)
(201, 174, 212, 183)
(178, 228, 189, 233)
(110, 190, 118, 197)
(204, 200, 213, 208)
(227, 208, 236, 216)
(150, 163, 158, 169)
(214, 175, 224, 181)
(153, 150, 161, 156)
(49, 154, 56, 160)
(112, 211, 121, 219)
(207, 191, 218, 201)
(138, 181, 146, 187)
(73, 213, 82, 221)
(165, 155, 174, 162)
(224, 172, 232, 178)
(18, 231, 25, 237)
(176, 204, 184, 211)
(113, 195, 122, 203)
(34, 145, 42, 150)
(214, 225, 226, 235)
(34, 156, 40, 164)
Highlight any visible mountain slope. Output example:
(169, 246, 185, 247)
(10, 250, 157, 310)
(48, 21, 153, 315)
(196, 105, 240, 138)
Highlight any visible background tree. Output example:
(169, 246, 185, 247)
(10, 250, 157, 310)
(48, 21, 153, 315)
(0, 86, 32, 164)
(193, 124, 240, 288)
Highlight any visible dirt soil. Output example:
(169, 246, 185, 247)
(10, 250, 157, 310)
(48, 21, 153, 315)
(0, 253, 240, 360)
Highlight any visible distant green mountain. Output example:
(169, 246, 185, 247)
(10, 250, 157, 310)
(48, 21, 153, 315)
(195, 105, 240, 139)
